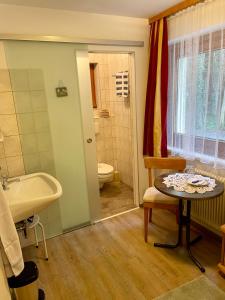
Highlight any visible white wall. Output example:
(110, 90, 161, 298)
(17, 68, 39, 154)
(0, 4, 148, 40)
(0, 4, 149, 200)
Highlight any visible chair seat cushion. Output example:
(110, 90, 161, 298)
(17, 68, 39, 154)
(143, 187, 178, 204)
(221, 224, 225, 234)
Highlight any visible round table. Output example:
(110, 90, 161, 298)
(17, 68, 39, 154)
(154, 172, 224, 273)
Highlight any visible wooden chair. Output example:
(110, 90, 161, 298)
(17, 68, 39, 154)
(143, 156, 186, 242)
(218, 224, 225, 276)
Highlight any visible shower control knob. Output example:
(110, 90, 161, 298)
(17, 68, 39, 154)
(87, 138, 92, 143)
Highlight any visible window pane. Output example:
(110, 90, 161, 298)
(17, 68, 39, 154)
(176, 49, 225, 140)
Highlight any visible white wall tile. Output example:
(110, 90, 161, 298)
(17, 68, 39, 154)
(0, 92, 15, 114)
(0, 114, 18, 136)
(88, 53, 95, 63)
(98, 65, 108, 78)
(20, 134, 38, 154)
(0, 56, 26, 177)
(17, 113, 35, 134)
(92, 53, 133, 185)
(28, 69, 45, 90)
(112, 127, 116, 138)
(39, 151, 54, 172)
(0, 70, 12, 92)
(0, 43, 8, 69)
(4, 135, 22, 157)
(6, 155, 25, 177)
(31, 90, 47, 112)
(23, 153, 41, 173)
(0, 158, 8, 175)
(10, 69, 29, 91)
(0, 143, 4, 158)
(36, 132, 52, 152)
(14, 91, 32, 113)
(103, 126, 111, 137)
(99, 55, 108, 65)
(34, 112, 49, 132)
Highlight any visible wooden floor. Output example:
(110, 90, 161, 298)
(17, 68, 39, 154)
(23, 208, 225, 300)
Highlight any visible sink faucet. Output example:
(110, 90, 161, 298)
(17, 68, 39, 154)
(1, 175, 8, 190)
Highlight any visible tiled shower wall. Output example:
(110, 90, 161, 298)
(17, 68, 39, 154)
(0, 43, 25, 177)
(0, 43, 55, 178)
(89, 53, 133, 188)
(12, 69, 55, 176)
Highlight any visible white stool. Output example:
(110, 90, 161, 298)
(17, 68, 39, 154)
(26, 215, 48, 261)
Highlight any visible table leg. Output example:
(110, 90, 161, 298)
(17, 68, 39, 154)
(186, 200, 205, 273)
(154, 199, 183, 249)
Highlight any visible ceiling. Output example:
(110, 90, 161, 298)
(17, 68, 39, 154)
(0, 0, 181, 18)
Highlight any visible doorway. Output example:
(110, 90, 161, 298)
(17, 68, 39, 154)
(77, 51, 139, 220)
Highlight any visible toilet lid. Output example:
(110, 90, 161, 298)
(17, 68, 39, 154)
(98, 163, 114, 175)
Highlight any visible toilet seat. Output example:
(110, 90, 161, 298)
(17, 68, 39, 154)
(98, 163, 114, 175)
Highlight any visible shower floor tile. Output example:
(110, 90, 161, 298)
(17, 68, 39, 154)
(100, 182, 136, 218)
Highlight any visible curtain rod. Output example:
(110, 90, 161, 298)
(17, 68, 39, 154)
(149, 0, 205, 25)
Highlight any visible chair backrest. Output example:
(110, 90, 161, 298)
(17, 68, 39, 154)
(144, 156, 186, 187)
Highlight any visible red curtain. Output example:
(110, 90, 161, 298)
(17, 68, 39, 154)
(143, 18, 168, 157)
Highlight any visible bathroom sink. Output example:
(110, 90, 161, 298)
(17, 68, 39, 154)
(4, 173, 62, 223)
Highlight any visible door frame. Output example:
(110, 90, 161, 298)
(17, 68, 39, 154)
(75, 50, 101, 222)
(76, 48, 140, 222)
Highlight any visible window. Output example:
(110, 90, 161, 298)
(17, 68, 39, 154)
(176, 50, 225, 139)
(168, 29, 225, 165)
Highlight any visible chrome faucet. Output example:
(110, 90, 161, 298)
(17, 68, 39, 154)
(1, 174, 20, 190)
(1, 175, 8, 190)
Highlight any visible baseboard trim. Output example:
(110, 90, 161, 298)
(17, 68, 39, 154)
(94, 207, 140, 224)
(191, 219, 222, 242)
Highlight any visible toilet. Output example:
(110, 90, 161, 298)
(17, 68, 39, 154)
(98, 163, 114, 189)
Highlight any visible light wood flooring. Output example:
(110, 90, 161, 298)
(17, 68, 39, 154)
(100, 182, 136, 218)
(23, 208, 225, 300)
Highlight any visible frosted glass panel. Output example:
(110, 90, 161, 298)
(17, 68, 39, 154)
(3, 41, 90, 234)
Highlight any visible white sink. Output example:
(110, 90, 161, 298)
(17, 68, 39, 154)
(4, 172, 62, 223)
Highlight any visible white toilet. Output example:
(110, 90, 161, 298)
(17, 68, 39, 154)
(98, 163, 114, 189)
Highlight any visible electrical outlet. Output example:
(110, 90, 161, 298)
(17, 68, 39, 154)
(56, 87, 68, 97)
